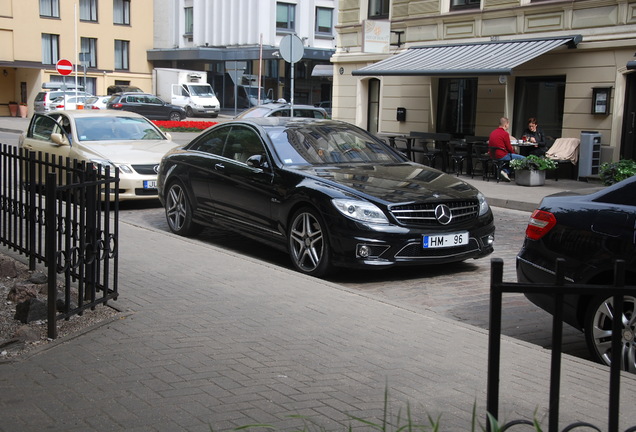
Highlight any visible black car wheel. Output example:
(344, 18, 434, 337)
(288, 207, 331, 277)
(165, 181, 201, 236)
(185, 106, 194, 117)
(169, 111, 182, 122)
(585, 295, 636, 372)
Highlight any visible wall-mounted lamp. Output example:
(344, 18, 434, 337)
(592, 87, 612, 115)
(2, 69, 7, 77)
(390, 30, 404, 48)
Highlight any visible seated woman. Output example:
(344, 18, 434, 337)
(522, 117, 547, 156)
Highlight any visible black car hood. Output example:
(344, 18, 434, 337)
(287, 163, 479, 204)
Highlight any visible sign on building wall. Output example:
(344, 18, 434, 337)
(363, 20, 390, 54)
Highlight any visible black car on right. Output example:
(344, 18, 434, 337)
(517, 176, 636, 370)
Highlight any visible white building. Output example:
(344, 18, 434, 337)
(150, 0, 338, 108)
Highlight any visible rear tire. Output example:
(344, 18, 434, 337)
(169, 111, 182, 122)
(584, 294, 636, 373)
(164, 181, 202, 236)
(287, 207, 331, 277)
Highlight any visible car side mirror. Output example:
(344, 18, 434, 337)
(246, 154, 269, 170)
(51, 133, 70, 147)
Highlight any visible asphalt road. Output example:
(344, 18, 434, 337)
(119, 199, 592, 363)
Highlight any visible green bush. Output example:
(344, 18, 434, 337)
(509, 155, 557, 171)
(599, 159, 636, 185)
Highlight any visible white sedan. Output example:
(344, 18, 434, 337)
(19, 110, 180, 201)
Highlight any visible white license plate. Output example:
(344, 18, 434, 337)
(143, 180, 157, 189)
(423, 232, 469, 248)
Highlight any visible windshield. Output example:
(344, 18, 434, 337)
(75, 116, 166, 141)
(187, 84, 215, 97)
(266, 124, 404, 165)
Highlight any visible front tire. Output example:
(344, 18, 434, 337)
(584, 295, 636, 372)
(185, 106, 194, 118)
(288, 207, 331, 277)
(165, 181, 201, 236)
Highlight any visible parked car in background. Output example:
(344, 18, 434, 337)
(35, 90, 92, 113)
(517, 176, 636, 371)
(49, 94, 91, 111)
(83, 95, 111, 110)
(107, 93, 186, 121)
(107, 84, 143, 95)
(18, 110, 180, 201)
(235, 101, 328, 119)
(158, 117, 495, 278)
(314, 101, 332, 117)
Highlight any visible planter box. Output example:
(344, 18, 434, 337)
(515, 169, 545, 186)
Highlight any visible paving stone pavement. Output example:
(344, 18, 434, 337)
(0, 115, 635, 431)
(2, 217, 636, 431)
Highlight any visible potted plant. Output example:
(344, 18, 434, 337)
(8, 101, 18, 117)
(509, 155, 558, 186)
(18, 102, 28, 118)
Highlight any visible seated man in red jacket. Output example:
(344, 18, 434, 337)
(488, 117, 525, 182)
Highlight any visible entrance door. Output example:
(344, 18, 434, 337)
(367, 78, 380, 133)
(621, 74, 636, 160)
(513, 76, 565, 141)
(437, 78, 477, 136)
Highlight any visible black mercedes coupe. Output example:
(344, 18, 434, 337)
(157, 118, 495, 277)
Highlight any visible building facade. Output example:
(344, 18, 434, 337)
(150, 0, 337, 110)
(0, 0, 155, 117)
(332, 0, 636, 164)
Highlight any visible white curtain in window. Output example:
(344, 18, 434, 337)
(40, 0, 59, 17)
(316, 8, 332, 34)
(80, 0, 97, 21)
(114, 0, 130, 24)
(115, 40, 129, 70)
(41, 34, 58, 65)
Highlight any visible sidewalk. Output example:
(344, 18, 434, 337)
(1, 114, 632, 431)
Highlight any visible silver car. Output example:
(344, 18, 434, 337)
(19, 110, 180, 201)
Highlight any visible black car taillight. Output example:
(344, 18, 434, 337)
(526, 209, 557, 240)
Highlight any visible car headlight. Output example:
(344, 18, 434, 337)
(90, 159, 128, 176)
(477, 192, 490, 216)
(332, 199, 389, 224)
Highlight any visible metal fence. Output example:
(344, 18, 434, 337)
(0, 143, 119, 339)
(487, 258, 636, 432)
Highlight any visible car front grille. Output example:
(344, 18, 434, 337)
(389, 200, 479, 226)
(132, 164, 159, 175)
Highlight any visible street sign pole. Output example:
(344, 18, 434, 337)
(279, 35, 304, 117)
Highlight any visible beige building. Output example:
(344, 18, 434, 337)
(0, 0, 154, 117)
(332, 0, 636, 164)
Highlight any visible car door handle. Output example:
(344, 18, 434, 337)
(214, 163, 225, 171)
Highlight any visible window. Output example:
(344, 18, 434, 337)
(41, 33, 59, 65)
(40, 0, 59, 18)
(184, 7, 193, 34)
(114, 40, 129, 70)
(368, 0, 389, 19)
(276, 2, 295, 32)
(114, 0, 130, 25)
(80, 37, 97, 68)
(315, 7, 333, 36)
(450, 0, 480, 11)
(80, 0, 98, 21)
(513, 76, 565, 141)
(190, 127, 229, 154)
(437, 78, 478, 136)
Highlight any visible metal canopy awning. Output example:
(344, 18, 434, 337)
(312, 64, 333, 77)
(352, 35, 582, 76)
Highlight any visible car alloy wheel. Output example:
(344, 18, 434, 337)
(288, 208, 331, 277)
(169, 112, 182, 122)
(585, 295, 636, 373)
(165, 182, 201, 236)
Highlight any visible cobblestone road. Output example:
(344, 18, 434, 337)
(120, 201, 591, 362)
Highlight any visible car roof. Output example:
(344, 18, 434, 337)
(40, 109, 149, 120)
(253, 102, 323, 110)
(227, 117, 350, 129)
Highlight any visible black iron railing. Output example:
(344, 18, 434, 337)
(0, 143, 119, 338)
(487, 257, 636, 432)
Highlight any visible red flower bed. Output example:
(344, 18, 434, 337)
(152, 120, 218, 131)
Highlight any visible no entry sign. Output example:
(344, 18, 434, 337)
(56, 59, 73, 76)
